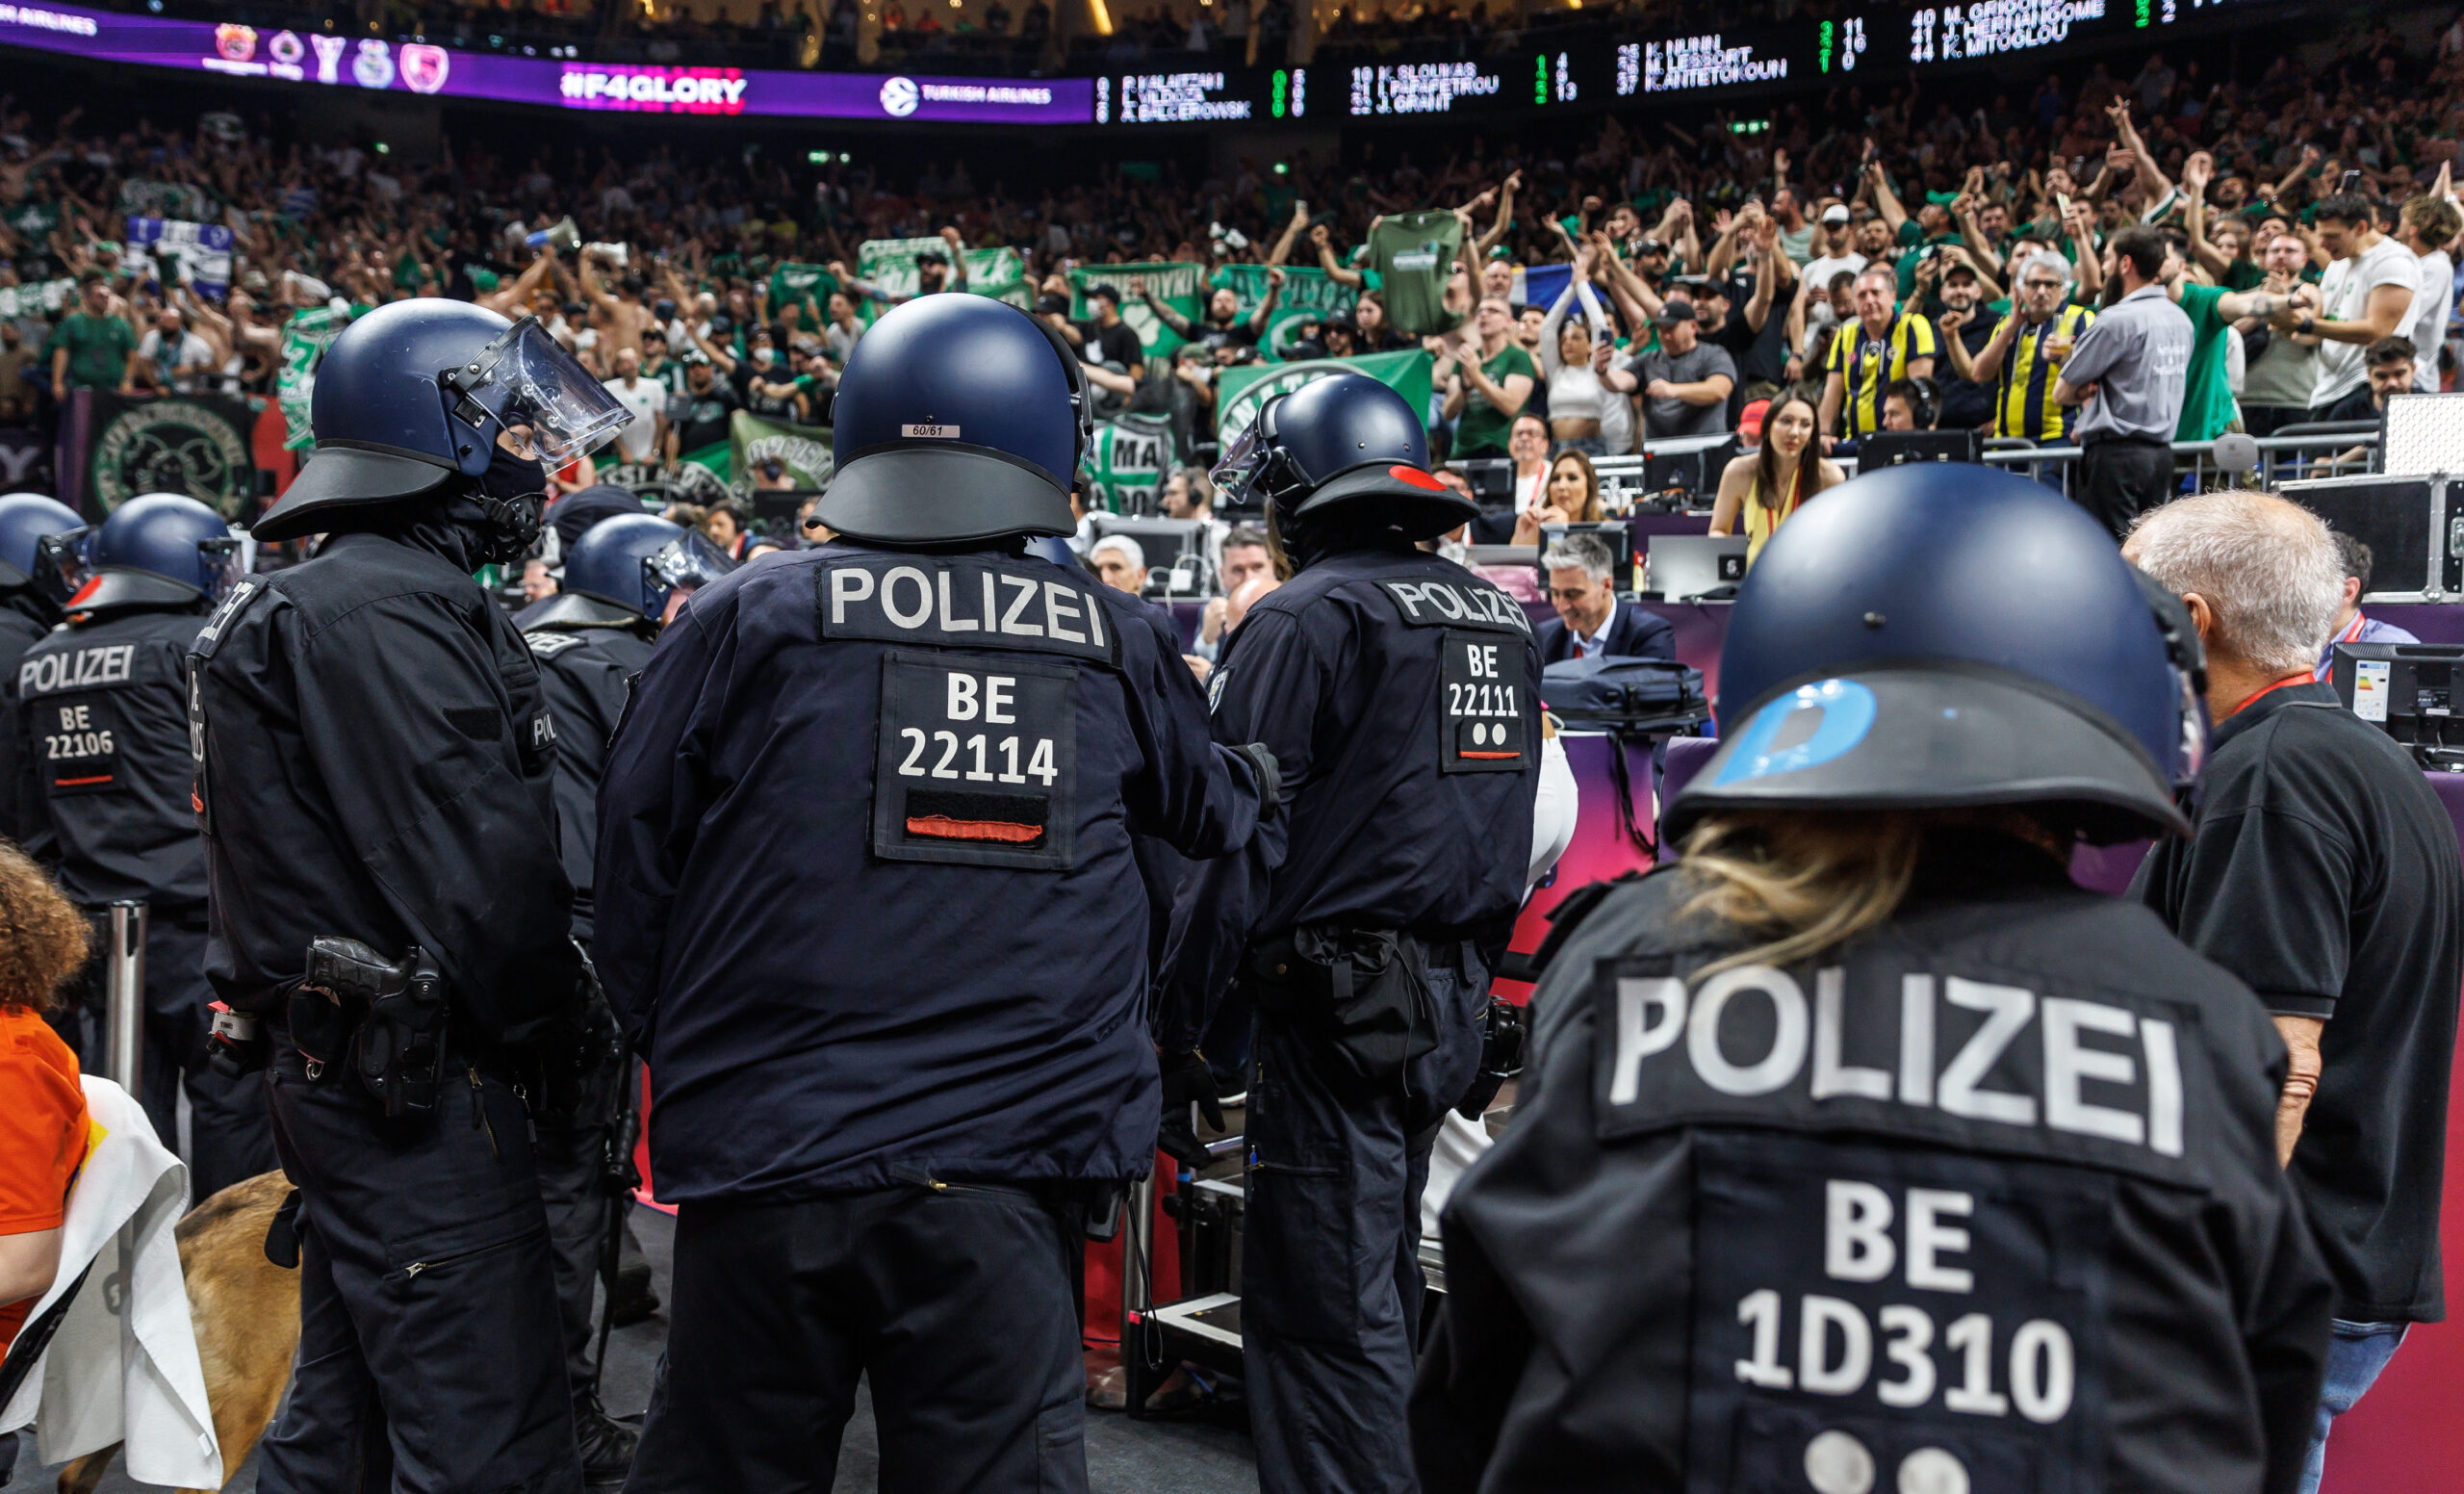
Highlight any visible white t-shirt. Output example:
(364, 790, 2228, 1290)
(2312, 236, 2421, 408)
(2411, 248, 2454, 392)
(603, 376, 665, 462)
(138, 330, 214, 392)
(1800, 251, 1869, 300)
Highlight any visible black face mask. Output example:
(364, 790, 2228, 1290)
(472, 444, 549, 568)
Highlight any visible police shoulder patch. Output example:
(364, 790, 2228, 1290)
(1377, 576, 1533, 637)
(523, 630, 587, 657)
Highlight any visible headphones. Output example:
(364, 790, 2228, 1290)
(1902, 376, 1941, 432)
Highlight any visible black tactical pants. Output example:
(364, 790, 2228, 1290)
(1244, 943, 1488, 1494)
(534, 1095, 648, 1396)
(2074, 434, 2176, 542)
(256, 1042, 582, 1494)
(625, 1184, 1088, 1494)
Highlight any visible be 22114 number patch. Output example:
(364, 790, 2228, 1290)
(1440, 629, 1529, 773)
(873, 651, 1078, 870)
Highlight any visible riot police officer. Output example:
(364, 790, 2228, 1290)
(597, 295, 1274, 1493)
(0, 492, 82, 850)
(1159, 373, 1541, 1494)
(1412, 466, 2333, 1493)
(18, 492, 275, 1199)
(518, 511, 734, 1482)
(190, 299, 632, 1493)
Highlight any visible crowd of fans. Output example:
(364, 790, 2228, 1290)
(6, 8, 2464, 546)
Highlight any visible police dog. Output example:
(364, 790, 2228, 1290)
(54, 1170, 299, 1494)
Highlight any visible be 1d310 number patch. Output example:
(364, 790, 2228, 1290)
(1440, 630, 1529, 773)
(873, 651, 1077, 870)
(1686, 1133, 2110, 1494)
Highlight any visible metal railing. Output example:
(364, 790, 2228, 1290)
(103, 901, 147, 1098)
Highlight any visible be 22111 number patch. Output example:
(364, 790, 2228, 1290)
(873, 651, 1078, 870)
(1440, 629, 1529, 774)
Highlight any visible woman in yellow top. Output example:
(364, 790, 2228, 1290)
(1709, 394, 1844, 563)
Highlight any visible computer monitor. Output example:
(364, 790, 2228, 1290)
(2328, 641, 2464, 769)
(1857, 429, 1983, 469)
(1644, 534, 1750, 601)
(1535, 521, 1636, 596)
(1086, 514, 1213, 596)
(1451, 457, 1517, 508)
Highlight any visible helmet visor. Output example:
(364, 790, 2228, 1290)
(453, 319, 633, 466)
(1209, 395, 1286, 511)
(640, 528, 738, 616)
(198, 535, 245, 605)
(33, 527, 92, 607)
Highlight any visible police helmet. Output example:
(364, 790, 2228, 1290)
(810, 296, 1088, 546)
(257, 300, 632, 543)
(0, 493, 84, 596)
(47, 493, 242, 612)
(536, 513, 736, 627)
(1666, 466, 2205, 843)
(1212, 373, 1472, 542)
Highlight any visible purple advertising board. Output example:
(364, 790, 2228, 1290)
(0, 0, 1093, 123)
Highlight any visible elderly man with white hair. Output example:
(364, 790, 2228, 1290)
(2126, 489, 2464, 1494)
(1088, 534, 1147, 595)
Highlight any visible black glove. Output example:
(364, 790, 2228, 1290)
(1157, 1047, 1226, 1170)
(527, 953, 624, 1132)
(1231, 741, 1282, 818)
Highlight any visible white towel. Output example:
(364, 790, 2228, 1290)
(0, 1075, 223, 1488)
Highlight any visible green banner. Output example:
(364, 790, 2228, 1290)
(3, 202, 59, 241)
(276, 305, 348, 451)
(116, 178, 217, 221)
(1214, 264, 1358, 362)
(855, 238, 1031, 325)
(728, 410, 834, 490)
(1069, 262, 1204, 361)
(0, 276, 75, 321)
(768, 261, 837, 313)
(678, 439, 732, 485)
(1215, 348, 1436, 440)
(1081, 414, 1179, 516)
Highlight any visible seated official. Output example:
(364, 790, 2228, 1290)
(2316, 531, 2419, 679)
(1538, 531, 1673, 663)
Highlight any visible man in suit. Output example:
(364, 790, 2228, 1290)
(1538, 531, 1674, 662)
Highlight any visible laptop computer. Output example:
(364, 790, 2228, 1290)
(1645, 534, 1750, 601)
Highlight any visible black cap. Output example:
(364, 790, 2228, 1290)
(1085, 283, 1123, 304)
(1655, 297, 1699, 326)
(1034, 291, 1071, 315)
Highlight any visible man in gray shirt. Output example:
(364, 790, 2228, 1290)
(1608, 299, 1737, 440)
(2058, 226, 2194, 539)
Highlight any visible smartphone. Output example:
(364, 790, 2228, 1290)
(2338, 168, 2363, 193)
(2056, 192, 2074, 223)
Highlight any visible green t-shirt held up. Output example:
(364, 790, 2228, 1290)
(1452, 341, 1538, 456)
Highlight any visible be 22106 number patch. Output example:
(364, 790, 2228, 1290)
(38, 694, 124, 796)
(1439, 629, 1529, 774)
(873, 651, 1078, 870)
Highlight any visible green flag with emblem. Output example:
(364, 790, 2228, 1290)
(1069, 262, 1204, 362)
(768, 262, 838, 315)
(1214, 348, 1435, 440)
(855, 239, 1031, 326)
(1212, 265, 1359, 362)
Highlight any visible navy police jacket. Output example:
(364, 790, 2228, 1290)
(1158, 541, 1541, 1052)
(1413, 833, 2332, 1494)
(594, 540, 1268, 1200)
(18, 604, 210, 909)
(190, 528, 580, 1043)
(518, 602, 655, 948)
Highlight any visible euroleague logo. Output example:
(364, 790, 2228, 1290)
(879, 76, 920, 116)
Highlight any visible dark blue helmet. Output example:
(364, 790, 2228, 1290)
(551, 513, 736, 623)
(1668, 465, 2205, 843)
(258, 300, 631, 543)
(55, 492, 241, 612)
(0, 492, 83, 595)
(811, 296, 1086, 545)
(1212, 372, 1471, 543)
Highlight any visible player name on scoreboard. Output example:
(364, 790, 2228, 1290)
(1348, 61, 1502, 115)
(1111, 71, 1252, 122)
(1643, 35, 1789, 91)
